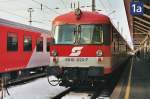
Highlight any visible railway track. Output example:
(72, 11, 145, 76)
(52, 85, 110, 99)
(52, 77, 115, 99)
(51, 80, 116, 99)
(0, 72, 47, 99)
(52, 79, 117, 99)
(0, 72, 47, 89)
(7, 72, 46, 86)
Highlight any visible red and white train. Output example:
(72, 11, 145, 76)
(49, 9, 131, 87)
(0, 18, 52, 79)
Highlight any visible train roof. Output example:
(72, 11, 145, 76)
(0, 18, 50, 34)
(53, 11, 110, 25)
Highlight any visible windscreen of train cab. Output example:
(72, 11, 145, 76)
(54, 24, 76, 44)
(54, 24, 111, 45)
(79, 24, 103, 44)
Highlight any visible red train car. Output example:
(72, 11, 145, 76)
(49, 9, 131, 87)
(0, 18, 52, 79)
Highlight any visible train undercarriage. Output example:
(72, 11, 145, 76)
(0, 66, 48, 85)
(48, 66, 121, 88)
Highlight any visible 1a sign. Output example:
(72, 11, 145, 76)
(130, 2, 144, 15)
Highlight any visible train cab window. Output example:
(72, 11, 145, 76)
(7, 33, 18, 51)
(80, 25, 103, 44)
(47, 38, 51, 51)
(36, 37, 43, 52)
(24, 36, 32, 51)
(54, 25, 76, 44)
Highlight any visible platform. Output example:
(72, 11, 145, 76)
(111, 54, 150, 99)
(129, 55, 150, 99)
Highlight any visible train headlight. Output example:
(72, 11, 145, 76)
(52, 50, 58, 56)
(96, 50, 103, 57)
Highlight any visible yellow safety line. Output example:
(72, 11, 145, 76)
(124, 57, 134, 99)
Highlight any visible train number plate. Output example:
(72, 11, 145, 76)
(65, 58, 88, 62)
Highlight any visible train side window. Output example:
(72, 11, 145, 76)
(92, 25, 103, 44)
(111, 27, 114, 42)
(24, 36, 32, 51)
(103, 25, 111, 45)
(7, 33, 18, 51)
(36, 37, 43, 52)
(114, 42, 116, 52)
(47, 38, 51, 51)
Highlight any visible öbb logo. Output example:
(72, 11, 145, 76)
(70, 47, 83, 56)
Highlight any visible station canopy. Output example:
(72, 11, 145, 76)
(98, 0, 134, 50)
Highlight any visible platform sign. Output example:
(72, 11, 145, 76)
(130, 1, 144, 15)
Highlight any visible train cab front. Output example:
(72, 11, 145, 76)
(49, 24, 111, 86)
(49, 10, 112, 86)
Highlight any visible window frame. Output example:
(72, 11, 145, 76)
(46, 38, 52, 52)
(36, 37, 43, 52)
(7, 32, 18, 51)
(23, 35, 32, 51)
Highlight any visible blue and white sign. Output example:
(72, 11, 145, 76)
(130, 2, 144, 15)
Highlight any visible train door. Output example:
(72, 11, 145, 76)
(46, 37, 52, 52)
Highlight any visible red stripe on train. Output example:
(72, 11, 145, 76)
(50, 45, 111, 57)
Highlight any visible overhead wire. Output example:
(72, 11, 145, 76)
(0, 8, 50, 27)
(98, 0, 117, 22)
(31, 0, 60, 14)
(0, 0, 68, 28)
(34, 6, 55, 26)
(0, 0, 17, 2)
(0, 9, 28, 20)
(98, 0, 116, 15)
(31, 7, 52, 24)
(0, 0, 54, 28)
